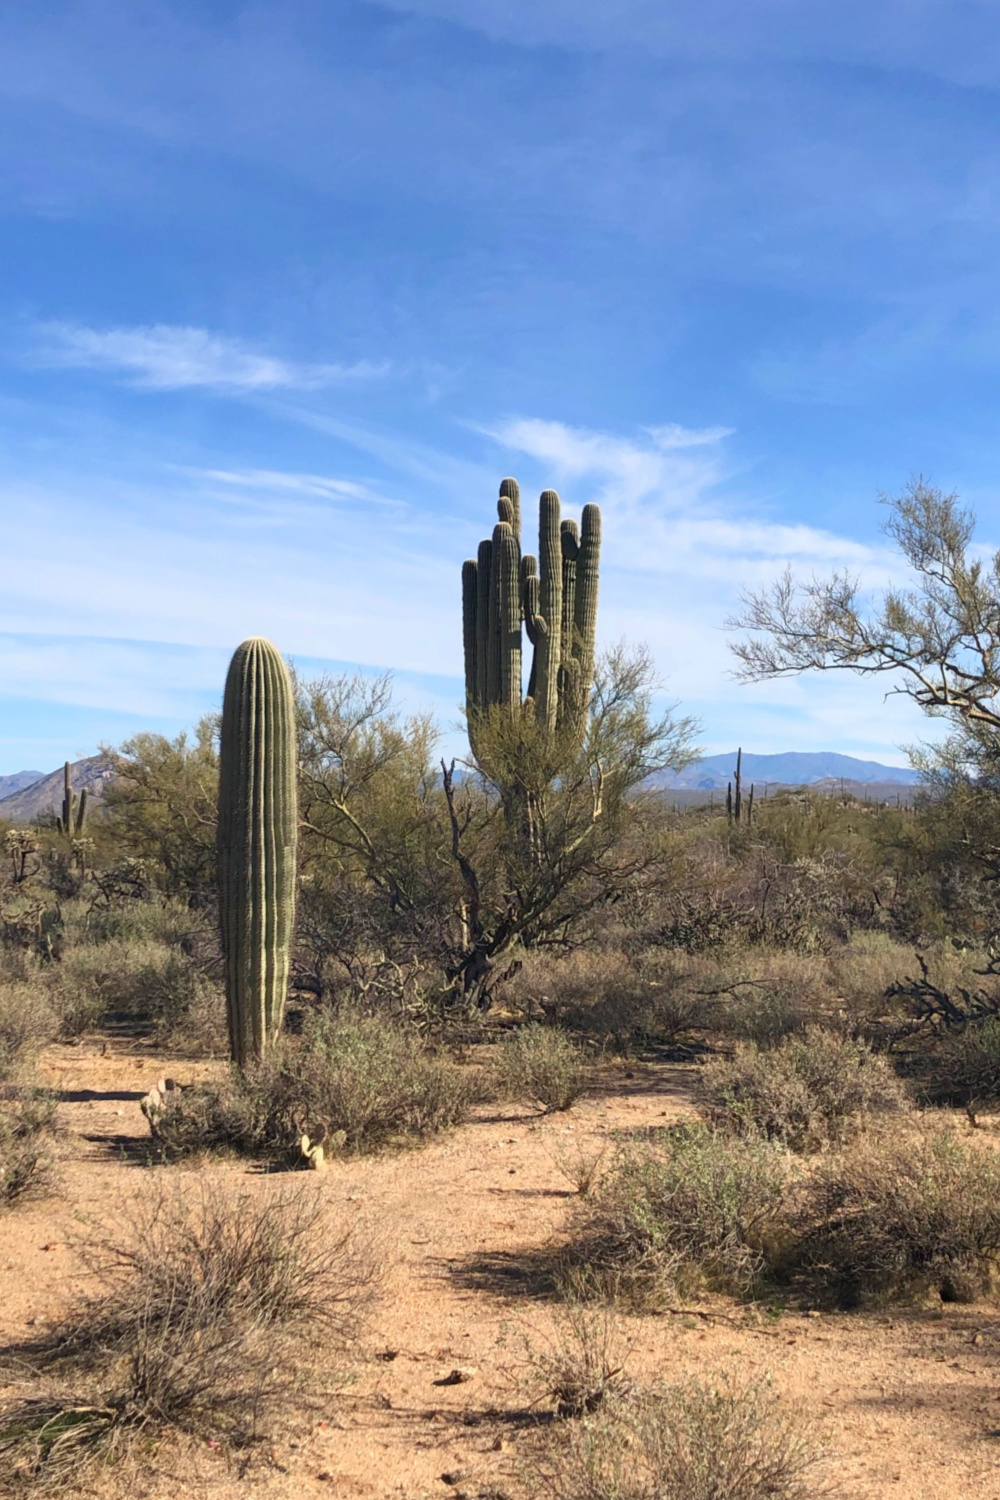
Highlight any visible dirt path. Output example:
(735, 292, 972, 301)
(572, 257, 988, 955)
(3, 1041, 1000, 1498)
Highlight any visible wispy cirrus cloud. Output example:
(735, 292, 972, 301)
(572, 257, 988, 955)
(32, 322, 390, 391)
(490, 416, 885, 578)
(200, 469, 399, 508)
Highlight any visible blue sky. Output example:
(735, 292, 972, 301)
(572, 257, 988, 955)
(4, 0, 1000, 772)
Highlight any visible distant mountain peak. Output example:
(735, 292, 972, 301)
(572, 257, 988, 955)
(0, 756, 114, 821)
(652, 750, 919, 791)
(0, 769, 45, 803)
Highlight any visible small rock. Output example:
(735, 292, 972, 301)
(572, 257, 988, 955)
(972, 1333, 984, 1346)
(317, 1472, 334, 1483)
(434, 1367, 477, 1386)
(805, 1310, 822, 1319)
(441, 1472, 467, 1486)
(377, 1349, 400, 1362)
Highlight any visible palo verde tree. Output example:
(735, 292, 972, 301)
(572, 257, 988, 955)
(731, 480, 1000, 751)
(730, 480, 1000, 928)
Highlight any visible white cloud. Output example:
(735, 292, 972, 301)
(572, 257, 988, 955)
(491, 415, 892, 580)
(32, 322, 390, 391)
(200, 469, 398, 507)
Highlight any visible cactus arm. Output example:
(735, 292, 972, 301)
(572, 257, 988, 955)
(462, 559, 479, 711)
(536, 489, 563, 733)
(499, 476, 521, 545)
(496, 521, 522, 712)
(218, 637, 298, 1068)
(560, 519, 579, 667)
(74, 787, 88, 836)
(475, 538, 492, 710)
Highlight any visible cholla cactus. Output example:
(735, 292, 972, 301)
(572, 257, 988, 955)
(217, 638, 298, 1068)
(462, 479, 601, 761)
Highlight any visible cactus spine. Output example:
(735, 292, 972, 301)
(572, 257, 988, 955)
(55, 761, 88, 838)
(462, 479, 601, 759)
(218, 638, 298, 1068)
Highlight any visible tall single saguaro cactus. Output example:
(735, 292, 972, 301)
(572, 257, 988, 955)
(218, 638, 298, 1068)
(55, 761, 88, 839)
(462, 478, 601, 760)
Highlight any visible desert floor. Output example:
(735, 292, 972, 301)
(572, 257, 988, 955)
(3, 1039, 1000, 1499)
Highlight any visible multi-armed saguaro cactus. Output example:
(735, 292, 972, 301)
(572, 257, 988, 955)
(217, 638, 298, 1069)
(462, 478, 601, 761)
(55, 761, 88, 839)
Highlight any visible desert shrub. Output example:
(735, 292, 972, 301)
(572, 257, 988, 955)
(923, 1018, 1000, 1109)
(51, 937, 195, 1033)
(0, 1183, 377, 1485)
(0, 1095, 56, 1208)
(0, 983, 55, 1083)
(148, 1011, 474, 1162)
(525, 1376, 820, 1500)
(565, 1125, 790, 1304)
(510, 949, 713, 1055)
(698, 1027, 909, 1152)
(798, 1128, 1000, 1306)
(521, 1308, 634, 1419)
(493, 1025, 588, 1112)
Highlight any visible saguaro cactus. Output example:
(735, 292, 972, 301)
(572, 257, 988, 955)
(462, 479, 601, 760)
(55, 761, 88, 838)
(218, 638, 298, 1068)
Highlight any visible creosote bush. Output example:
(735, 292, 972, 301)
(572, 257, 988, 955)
(493, 1024, 588, 1113)
(525, 1376, 821, 1500)
(797, 1127, 1000, 1307)
(147, 1011, 475, 1162)
(0, 1183, 378, 1487)
(698, 1027, 909, 1152)
(565, 1125, 790, 1305)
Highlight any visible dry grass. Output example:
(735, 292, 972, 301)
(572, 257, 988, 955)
(923, 1017, 1000, 1111)
(493, 1025, 589, 1113)
(518, 1308, 635, 1419)
(524, 1375, 823, 1500)
(0, 1095, 56, 1209)
(0, 1181, 378, 1489)
(698, 1027, 909, 1152)
(0, 983, 55, 1084)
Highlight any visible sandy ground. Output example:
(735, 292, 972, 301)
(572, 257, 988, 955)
(3, 1039, 1000, 1499)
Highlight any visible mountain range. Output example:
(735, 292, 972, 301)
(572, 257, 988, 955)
(651, 751, 920, 791)
(0, 749, 920, 822)
(0, 756, 114, 821)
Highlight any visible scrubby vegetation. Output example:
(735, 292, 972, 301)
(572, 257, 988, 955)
(0, 1184, 377, 1486)
(145, 1011, 476, 1162)
(698, 1027, 909, 1151)
(525, 1375, 821, 1500)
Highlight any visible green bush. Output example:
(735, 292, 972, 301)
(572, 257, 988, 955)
(698, 1027, 909, 1152)
(525, 1376, 819, 1500)
(798, 1128, 1000, 1306)
(147, 1012, 474, 1162)
(565, 1125, 790, 1304)
(493, 1024, 588, 1112)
